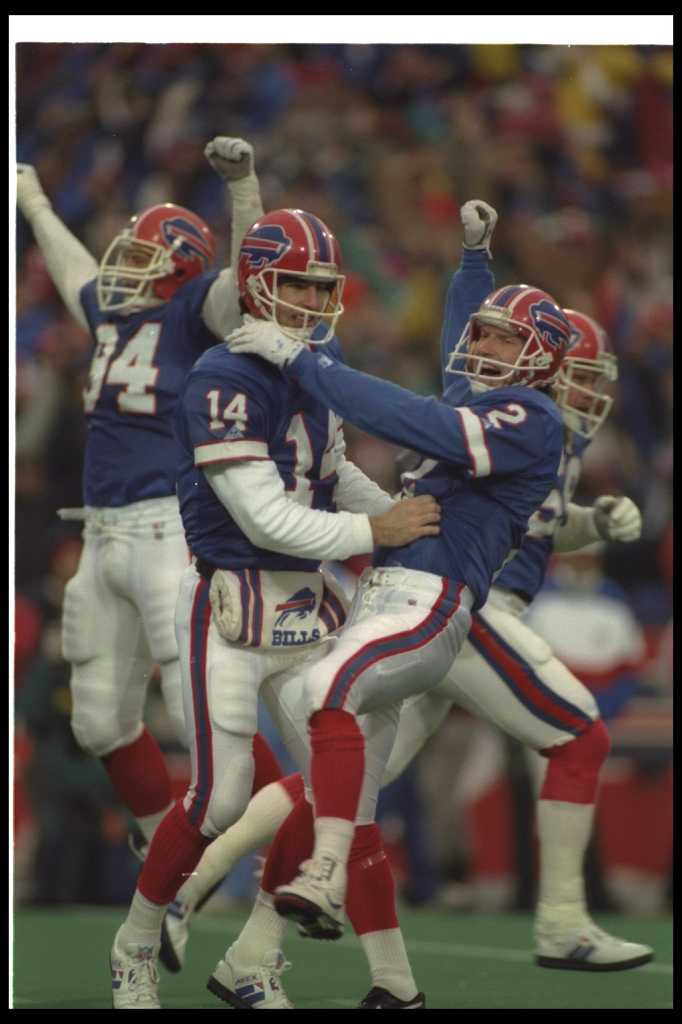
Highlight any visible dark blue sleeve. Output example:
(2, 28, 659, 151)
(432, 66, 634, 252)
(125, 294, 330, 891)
(439, 249, 494, 390)
(287, 347, 551, 477)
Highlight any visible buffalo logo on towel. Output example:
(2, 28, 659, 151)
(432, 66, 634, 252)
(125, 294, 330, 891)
(274, 587, 317, 626)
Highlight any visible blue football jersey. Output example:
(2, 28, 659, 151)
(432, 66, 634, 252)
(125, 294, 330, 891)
(437, 249, 593, 602)
(496, 430, 590, 599)
(78, 272, 219, 507)
(284, 348, 564, 610)
(175, 338, 345, 571)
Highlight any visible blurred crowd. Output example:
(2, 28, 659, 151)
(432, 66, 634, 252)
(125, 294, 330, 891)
(14, 42, 672, 907)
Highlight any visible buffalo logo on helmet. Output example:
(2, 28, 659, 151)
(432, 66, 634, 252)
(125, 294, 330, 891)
(160, 216, 213, 268)
(529, 300, 570, 351)
(274, 587, 317, 627)
(241, 225, 292, 270)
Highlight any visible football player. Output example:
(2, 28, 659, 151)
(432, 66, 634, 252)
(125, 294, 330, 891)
(156, 202, 650, 1006)
(375, 202, 650, 974)
(15, 137, 279, 868)
(109, 207, 441, 1008)
(223, 252, 569, 982)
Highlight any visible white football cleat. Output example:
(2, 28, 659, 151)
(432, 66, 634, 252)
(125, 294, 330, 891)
(159, 899, 192, 974)
(273, 856, 346, 940)
(535, 915, 654, 972)
(207, 945, 293, 1008)
(110, 928, 161, 1008)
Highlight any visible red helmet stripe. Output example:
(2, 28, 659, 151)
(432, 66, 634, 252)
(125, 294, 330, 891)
(289, 210, 317, 264)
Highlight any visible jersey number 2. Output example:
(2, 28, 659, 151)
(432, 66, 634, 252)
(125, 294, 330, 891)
(83, 323, 161, 414)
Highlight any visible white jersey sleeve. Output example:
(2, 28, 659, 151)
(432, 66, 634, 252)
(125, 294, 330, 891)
(21, 206, 98, 330)
(227, 172, 264, 267)
(200, 267, 243, 339)
(331, 418, 395, 515)
(201, 170, 265, 339)
(204, 458, 374, 561)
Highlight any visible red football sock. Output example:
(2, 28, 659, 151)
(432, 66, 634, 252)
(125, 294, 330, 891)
(310, 709, 365, 822)
(467, 776, 516, 879)
(346, 824, 399, 935)
(279, 772, 305, 804)
(102, 727, 172, 817)
(251, 733, 284, 794)
(261, 796, 315, 895)
(137, 800, 212, 905)
(540, 719, 610, 804)
(597, 763, 673, 875)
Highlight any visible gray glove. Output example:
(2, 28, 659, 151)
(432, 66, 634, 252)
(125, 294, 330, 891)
(17, 163, 52, 220)
(593, 496, 642, 543)
(204, 136, 255, 182)
(461, 199, 498, 258)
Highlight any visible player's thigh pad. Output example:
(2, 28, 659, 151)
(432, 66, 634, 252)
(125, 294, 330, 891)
(434, 601, 599, 749)
(260, 645, 330, 781)
(132, 524, 189, 665)
(303, 570, 471, 717)
(176, 567, 314, 836)
(61, 539, 103, 665)
(65, 539, 153, 756)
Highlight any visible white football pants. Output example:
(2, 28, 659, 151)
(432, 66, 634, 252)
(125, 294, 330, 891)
(383, 587, 600, 786)
(63, 496, 190, 757)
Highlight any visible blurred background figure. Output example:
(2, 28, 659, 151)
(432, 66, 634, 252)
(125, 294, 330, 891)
(14, 40, 672, 914)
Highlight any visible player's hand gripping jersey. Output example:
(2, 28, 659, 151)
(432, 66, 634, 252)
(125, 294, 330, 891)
(176, 332, 377, 574)
(239, 343, 565, 610)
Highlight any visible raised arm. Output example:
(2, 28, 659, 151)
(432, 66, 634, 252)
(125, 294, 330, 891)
(200, 136, 265, 337)
(439, 200, 497, 389)
(16, 164, 98, 330)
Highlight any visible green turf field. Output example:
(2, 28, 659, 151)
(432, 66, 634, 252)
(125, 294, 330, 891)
(12, 905, 672, 1009)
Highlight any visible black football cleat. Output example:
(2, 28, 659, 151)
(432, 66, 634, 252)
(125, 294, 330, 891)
(358, 986, 426, 1008)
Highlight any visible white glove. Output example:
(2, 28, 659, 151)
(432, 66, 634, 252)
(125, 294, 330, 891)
(593, 495, 642, 543)
(461, 199, 498, 258)
(204, 136, 255, 182)
(226, 317, 304, 369)
(17, 163, 51, 220)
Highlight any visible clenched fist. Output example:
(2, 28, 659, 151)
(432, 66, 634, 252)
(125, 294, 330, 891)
(593, 495, 642, 543)
(370, 494, 441, 548)
(204, 136, 255, 182)
(461, 199, 498, 258)
(17, 163, 51, 220)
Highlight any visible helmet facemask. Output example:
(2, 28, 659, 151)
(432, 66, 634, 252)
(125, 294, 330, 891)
(247, 265, 345, 344)
(96, 231, 176, 313)
(447, 312, 556, 392)
(556, 353, 617, 438)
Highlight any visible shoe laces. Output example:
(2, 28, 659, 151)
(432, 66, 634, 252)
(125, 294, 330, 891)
(263, 949, 292, 976)
(125, 946, 159, 999)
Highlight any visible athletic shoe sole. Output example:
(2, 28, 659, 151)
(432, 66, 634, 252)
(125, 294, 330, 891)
(274, 891, 343, 940)
(158, 916, 182, 974)
(536, 951, 654, 972)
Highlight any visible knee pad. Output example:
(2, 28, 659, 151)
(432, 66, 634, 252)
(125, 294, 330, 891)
(61, 574, 98, 664)
(540, 719, 610, 804)
(71, 709, 142, 759)
(69, 662, 146, 757)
